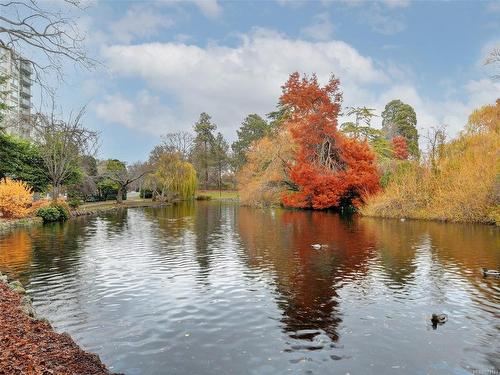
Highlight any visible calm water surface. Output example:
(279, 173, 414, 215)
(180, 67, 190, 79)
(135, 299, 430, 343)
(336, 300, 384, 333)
(0, 202, 499, 375)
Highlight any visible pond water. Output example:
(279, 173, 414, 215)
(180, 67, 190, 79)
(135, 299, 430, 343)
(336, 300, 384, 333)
(0, 202, 499, 375)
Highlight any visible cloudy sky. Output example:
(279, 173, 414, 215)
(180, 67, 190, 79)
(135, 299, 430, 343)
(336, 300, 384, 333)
(53, 0, 499, 162)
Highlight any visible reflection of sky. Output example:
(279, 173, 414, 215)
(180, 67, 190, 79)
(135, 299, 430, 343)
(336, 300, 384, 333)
(0, 204, 498, 374)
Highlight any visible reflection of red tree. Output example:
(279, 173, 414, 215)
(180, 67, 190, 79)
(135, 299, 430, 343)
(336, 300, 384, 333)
(237, 208, 377, 343)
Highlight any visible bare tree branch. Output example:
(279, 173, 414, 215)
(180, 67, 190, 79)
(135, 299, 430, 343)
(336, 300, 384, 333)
(32, 102, 99, 199)
(0, 0, 97, 90)
(484, 48, 500, 81)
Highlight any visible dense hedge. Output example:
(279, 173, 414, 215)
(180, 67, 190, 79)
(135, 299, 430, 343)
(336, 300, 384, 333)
(36, 202, 70, 223)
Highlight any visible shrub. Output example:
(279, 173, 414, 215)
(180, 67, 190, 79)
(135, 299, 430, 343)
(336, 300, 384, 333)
(0, 178, 33, 219)
(36, 206, 62, 222)
(67, 187, 83, 209)
(36, 201, 71, 222)
(195, 194, 212, 201)
(362, 126, 499, 224)
(68, 198, 82, 209)
(30, 199, 50, 212)
(140, 189, 153, 199)
(53, 202, 70, 220)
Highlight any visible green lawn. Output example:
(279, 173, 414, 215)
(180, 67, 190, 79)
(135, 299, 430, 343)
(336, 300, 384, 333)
(78, 198, 160, 212)
(196, 190, 239, 200)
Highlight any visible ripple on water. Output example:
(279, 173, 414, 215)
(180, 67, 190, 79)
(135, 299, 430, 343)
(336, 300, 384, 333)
(0, 204, 498, 375)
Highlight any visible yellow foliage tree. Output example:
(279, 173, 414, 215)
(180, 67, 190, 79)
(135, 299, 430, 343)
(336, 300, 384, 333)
(0, 178, 33, 219)
(466, 98, 500, 134)
(362, 100, 500, 224)
(237, 129, 296, 207)
(147, 152, 197, 201)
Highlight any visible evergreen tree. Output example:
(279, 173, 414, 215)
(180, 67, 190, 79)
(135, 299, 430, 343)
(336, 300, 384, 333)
(192, 113, 216, 189)
(0, 133, 49, 192)
(231, 114, 271, 170)
(212, 132, 229, 194)
(381, 99, 419, 158)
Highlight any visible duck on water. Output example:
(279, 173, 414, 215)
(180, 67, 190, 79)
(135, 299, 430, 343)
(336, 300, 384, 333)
(431, 313, 448, 329)
(482, 268, 500, 277)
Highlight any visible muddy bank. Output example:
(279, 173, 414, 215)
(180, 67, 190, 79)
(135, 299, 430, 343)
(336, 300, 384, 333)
(0, 272, 118, 375)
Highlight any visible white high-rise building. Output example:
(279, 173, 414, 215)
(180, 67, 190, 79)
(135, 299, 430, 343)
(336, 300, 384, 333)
(0, 46, 33, 138)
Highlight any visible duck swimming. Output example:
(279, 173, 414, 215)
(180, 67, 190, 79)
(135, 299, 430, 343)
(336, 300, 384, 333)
(311, 244, 328, 250)
(482, 268, 500, 277)
(431, 313, 447, 328)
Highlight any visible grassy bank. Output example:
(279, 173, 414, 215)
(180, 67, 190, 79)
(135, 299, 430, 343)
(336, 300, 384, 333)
(361, 105, 499, 225)
(196, 190, 239, 200)
(0, 217, 43, 235)
(77, 197, 166, 213)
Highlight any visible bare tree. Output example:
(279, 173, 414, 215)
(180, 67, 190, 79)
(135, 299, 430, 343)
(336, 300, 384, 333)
(485, 48, 500, 81)
(423, 124, 447, 172)
(161, 131, 195, 161)
(102, 159, 152, 204)
(127, 161, 150, 193)
(33, 106, 98, 200)
(0, 0, 95, 86)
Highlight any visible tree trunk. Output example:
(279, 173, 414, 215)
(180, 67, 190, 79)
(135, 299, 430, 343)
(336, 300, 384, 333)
(204, 140, 209, 190)
(116, 186, 123, 204)
(52, 184, 60, 201)
(219, 165, 222, 197)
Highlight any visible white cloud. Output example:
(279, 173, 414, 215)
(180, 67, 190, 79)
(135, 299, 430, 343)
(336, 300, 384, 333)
(100, 28, 386, 137)
(487, 1, 500, 12)
(362, 4, 407, 35)
(275, 0, 307, 9)
(97, 28, 498, 145)
(357, 79, 500, 142)
(382, 0, 411, 9)
(301, 13, 334, 41)
(161, 0, 221, 18)
(110, 6, 174, 43)
(192, 0, 221, 18)
(95, 91, 177, 135)
(337, 0, 409, 8)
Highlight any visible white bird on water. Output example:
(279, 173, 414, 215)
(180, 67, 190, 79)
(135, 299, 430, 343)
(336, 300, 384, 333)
(482, 268, 500, 277)
(311, 244, 328, 250)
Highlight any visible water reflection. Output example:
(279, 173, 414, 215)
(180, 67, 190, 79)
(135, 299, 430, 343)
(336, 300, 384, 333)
(0, 202, 498, 374)
(237, 209, 378, 345)
(0, 230, 33, 281)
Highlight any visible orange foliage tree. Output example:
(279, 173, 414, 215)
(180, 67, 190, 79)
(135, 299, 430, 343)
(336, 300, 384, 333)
(280, 72, 380, 209)
(391, 136, 409, 160)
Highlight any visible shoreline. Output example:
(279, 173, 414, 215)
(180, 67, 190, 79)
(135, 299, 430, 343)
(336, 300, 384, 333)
(1, 198, 495, 239)
(72, 199, 169, 217)
(0, 271, 118, 374)
(0, 217, 43, 235)
(359, 212, 499, 226)
(0, 199, 168, 236)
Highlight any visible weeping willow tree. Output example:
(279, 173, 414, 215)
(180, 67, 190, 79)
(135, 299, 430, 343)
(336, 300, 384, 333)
(171, 161, 197, 199)
(147, 152, 197, 201)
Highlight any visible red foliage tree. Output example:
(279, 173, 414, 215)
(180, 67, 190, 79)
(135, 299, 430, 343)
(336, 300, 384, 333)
(280, 72, 380, 210)
(392, 136, 409, 160)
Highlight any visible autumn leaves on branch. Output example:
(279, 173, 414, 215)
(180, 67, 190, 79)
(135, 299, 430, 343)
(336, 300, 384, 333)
(279, 73, 380, 210)
(238, 72, 381, 210)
